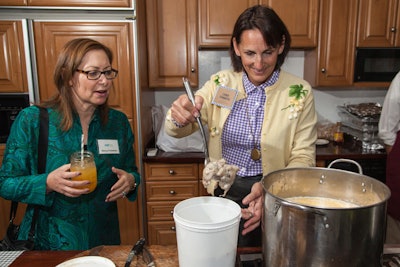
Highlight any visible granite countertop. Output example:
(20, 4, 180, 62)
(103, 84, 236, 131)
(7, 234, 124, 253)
(315, 138, 386, 160)
(73, 245, 178, 267)
(143, 138, 386, 163)
(72, 245, 261, 267)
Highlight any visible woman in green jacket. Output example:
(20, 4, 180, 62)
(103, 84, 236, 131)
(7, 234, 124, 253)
(0, 38, 140, 250)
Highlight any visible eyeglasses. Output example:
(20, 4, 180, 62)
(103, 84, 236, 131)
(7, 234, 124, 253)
(75, 69, 118, 80)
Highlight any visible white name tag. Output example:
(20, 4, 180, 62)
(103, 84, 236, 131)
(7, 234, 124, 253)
(97, 139, 120, 154)
(211, 85, 238, 109)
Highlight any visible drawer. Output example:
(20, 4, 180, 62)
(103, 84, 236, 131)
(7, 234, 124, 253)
(147, 221, 177, 245)
(147, 201, 178, 221)
(145, 163, 198, 181)
(146, 181, 198, 201)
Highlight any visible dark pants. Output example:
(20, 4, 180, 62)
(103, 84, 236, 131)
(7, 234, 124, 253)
(216, 174, 262, 247)
(387, 131, 400, 221)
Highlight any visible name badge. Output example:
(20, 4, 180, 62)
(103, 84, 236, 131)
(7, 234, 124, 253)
(211, 85, 238, 109)
(97, 139, 120, 154)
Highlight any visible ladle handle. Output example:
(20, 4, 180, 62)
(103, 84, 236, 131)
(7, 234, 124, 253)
(274, 199, 326, 216)
(183, 77, 196, 107)
(182, 77, 210, 163)
(327, 158, 363, 175)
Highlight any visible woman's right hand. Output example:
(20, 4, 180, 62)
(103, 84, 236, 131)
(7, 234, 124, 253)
(46, 163, 89, 197)
(170, 94, 204, 126)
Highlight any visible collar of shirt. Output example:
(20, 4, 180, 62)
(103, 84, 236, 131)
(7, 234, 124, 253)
(242, 69, 280, 95)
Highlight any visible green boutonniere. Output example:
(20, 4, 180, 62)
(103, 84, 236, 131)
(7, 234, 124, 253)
(212, 73, 227, 86)
(282, 84, 308, 120)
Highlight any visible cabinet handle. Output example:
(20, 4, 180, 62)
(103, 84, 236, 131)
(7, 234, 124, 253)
(391, 27, 396, 33)
(170, 210, 174, 215)
(191, 68, 196, 73)
(169, 190, 176, 195)
(321, 68, 326, 73)
(171, 226, 176, 231)
(168, 169, 175, 175)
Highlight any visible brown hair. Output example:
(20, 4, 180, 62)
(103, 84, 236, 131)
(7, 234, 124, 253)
(42, 38, 113, 131)
(229, 5, 291, 72)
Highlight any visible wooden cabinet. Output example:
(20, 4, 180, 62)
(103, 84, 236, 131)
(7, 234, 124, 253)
(146, 0, 198, 88)
(199, 0, 318, 48)
(357, 0, 400, 47)
(0, 0, 132, 7)
(264, 0, 319, 48)
(144, 162, 206, 245)
(198, 0, 259, 48)
(0, 0, 26, 5)
(33, 21, 136, 125)
(0, 20, 28, 93)
(304, 0, 358, 87)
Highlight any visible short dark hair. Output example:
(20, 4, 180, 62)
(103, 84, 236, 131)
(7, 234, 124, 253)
(229, 5, 291, 72)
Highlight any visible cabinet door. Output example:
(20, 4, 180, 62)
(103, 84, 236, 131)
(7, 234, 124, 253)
(357, 0, 400, 47)
(264, 0, 319, 48)
(198, 0, 259, 48)
(27, 0, 132, 7)
(0, 0, 27, 5)
(33, 21, 135, 120)
(0, 20, 28, 93)
(304, 0, 358, 86)
(146, 0, 198, 87)
(147, 221, 177, 245)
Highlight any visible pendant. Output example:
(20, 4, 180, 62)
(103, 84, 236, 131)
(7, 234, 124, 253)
(251, 148, 261, 161)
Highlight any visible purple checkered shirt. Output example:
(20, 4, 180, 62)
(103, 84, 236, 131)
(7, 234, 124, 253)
(221, 70, 280, 176)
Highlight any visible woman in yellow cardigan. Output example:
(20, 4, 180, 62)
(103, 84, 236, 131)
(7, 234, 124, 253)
(165, 5, 317, 247)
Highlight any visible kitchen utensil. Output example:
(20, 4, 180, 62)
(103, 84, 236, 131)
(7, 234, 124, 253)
(124, 238, 145, 267)
(182, 77, 209, 165)
(262, 159, 390, 267)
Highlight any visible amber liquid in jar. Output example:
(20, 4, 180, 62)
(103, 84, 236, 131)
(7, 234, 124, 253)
(333, 122, 344, 145)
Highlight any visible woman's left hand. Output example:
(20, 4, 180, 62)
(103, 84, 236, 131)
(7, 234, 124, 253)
(241, 182, 263, 235)
(105, 167, 136, 202)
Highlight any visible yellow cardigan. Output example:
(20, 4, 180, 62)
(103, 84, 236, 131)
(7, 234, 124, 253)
(165, 70, 317, 175)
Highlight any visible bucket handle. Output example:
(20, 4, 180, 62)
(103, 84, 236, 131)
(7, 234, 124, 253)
(326, 158, 363, 175)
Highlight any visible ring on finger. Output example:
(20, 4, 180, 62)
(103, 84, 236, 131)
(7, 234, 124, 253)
(248, 212, 253, 218)
(122, 191, 126, 198)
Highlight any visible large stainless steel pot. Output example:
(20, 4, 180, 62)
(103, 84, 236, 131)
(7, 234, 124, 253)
(262, 159, 390, 267)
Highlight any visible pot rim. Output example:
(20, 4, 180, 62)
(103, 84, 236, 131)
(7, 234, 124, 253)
(262, 166, 391, 210)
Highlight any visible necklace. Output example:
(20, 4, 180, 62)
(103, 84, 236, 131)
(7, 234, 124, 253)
(244, 97, 261, 161)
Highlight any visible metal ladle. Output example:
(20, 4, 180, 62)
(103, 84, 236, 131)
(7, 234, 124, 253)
(182, 77, 210, 165)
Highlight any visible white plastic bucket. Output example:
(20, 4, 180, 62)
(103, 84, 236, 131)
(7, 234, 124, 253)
(173, 196, 241, 267)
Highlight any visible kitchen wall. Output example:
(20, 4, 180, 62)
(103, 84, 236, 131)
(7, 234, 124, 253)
(154, 50, 388, 123)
